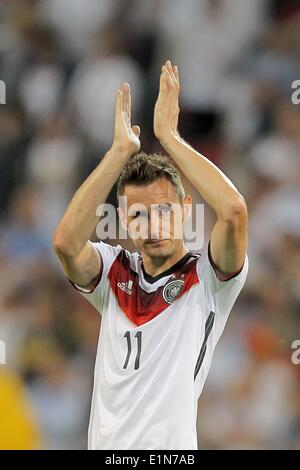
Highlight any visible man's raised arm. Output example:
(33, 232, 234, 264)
(53, 83, 140, 289)
(153, 60, 248, 278)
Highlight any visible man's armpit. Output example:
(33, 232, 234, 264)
(208, 241, 244, 282)
(68, 263, 103, 293)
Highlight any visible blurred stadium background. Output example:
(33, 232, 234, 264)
(0, 0, 300, 450)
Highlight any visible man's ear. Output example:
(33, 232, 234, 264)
(183, 195, 192, 222)
(117, 207, 128, 231)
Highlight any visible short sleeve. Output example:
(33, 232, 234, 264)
(69, 241, 123, 314)
(197, 242, 249, 318)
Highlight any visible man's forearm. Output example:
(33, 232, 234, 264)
(54, 146, 130, 257)
(161, 132, 245, 220)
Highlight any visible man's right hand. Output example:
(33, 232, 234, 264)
(112, 82, 141, 156)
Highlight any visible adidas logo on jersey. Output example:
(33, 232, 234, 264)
(117, 280, 133, 295)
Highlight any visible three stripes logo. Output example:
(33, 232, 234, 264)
(194, 311, 215, 380)
(117, 280, 133, 295)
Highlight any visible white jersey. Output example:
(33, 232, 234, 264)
(70, 241, 249, 450)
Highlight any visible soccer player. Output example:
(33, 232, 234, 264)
(53, 60, 248, 450)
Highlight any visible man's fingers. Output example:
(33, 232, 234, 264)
(161, 66, 173, 90)
(126, 83, 132, 121)
(173, 65, 180, 87)
(159, 69, 168, 95)
(161, 61, 180, 97)
(123, 83, 128, 115)
(115, 88, 123, 119)
(123, 82, 129, 117)
(163, 67, 176, 92)
(119, 82, 131, 126)
(157, 60, 180, 112)
(166, 60, 175, 80)
(165, 60, 177, 86)
(120, 84, 126, 113)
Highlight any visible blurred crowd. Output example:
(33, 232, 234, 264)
(0, 0, 300, 449)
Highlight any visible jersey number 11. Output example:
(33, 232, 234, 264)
(123, 331, 142, 370)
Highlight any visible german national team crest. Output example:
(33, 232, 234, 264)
(163, 279, 184, 304)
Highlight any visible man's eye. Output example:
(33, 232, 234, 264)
(159, 205, 171, 213)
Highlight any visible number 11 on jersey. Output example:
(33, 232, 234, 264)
(123, 331, 142, 370)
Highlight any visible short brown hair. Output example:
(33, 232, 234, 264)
(117, 152, 185, 203)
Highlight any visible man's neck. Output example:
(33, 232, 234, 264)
(141, 244, 189, 278)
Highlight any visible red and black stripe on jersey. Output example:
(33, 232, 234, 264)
(108, 250, 201, 326)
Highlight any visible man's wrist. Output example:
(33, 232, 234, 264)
(109, 144, 134, 160)
(159, 130, 181, 151)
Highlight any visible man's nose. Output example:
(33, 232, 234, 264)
(149, 212, 161, 239)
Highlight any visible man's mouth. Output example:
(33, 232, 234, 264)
(146, 239, 166, 245)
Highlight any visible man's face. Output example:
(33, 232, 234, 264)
(119, 178, 190, 259)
